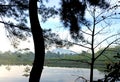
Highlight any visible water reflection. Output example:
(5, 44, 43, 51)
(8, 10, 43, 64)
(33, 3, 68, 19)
(40, 67, 104, 82)
(0, 65, 29, 82)
(23, 66, 31, 77)
(73, 75, 89, 82)
(5, 65, 11, 71)
(0, 65, 104, 82)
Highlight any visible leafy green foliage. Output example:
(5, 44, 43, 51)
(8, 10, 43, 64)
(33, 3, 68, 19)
(0, 45, 120, 70)
(103, 53, 120, 82)
(0, 51, 34, 65)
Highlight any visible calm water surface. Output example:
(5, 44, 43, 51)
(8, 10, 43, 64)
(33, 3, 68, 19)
(0, 65, 104, 82)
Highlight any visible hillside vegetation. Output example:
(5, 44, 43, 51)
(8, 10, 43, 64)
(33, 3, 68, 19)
(0, 46, 120, 70)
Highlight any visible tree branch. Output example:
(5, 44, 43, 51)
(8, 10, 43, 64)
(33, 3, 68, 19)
(94, 26, 106, 35)
(0, 21, 31, 32)
(63, 40, 91, 49)
(95, 38, 120, 61)
(95, 33, 120, 49)
(81, 29, 92, 36)
(95, 13, 117, 25)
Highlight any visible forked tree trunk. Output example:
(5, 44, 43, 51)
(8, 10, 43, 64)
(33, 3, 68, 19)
(29, 0, 45, 82)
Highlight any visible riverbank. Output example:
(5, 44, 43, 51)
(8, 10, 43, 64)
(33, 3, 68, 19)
(0, 54, 106, 69)
(44, 58, 107, 71)
(0, 50, 119, 71)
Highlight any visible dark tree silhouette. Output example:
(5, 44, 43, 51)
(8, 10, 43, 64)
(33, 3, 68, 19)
(0, 0, 46, 81)
(60, 0, 110, 82)
(0, 0, 111, 82)
(29, 0, 45, 82)
(0, 0, 30, 49)
(104, 53, 120, 82)
(0, 0, 68, 81)
(60, 0, 109, 38)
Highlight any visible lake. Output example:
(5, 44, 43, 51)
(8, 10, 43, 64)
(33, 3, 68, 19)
(0, 65, 104, 82)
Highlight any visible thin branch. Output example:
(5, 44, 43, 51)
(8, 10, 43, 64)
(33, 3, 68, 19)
(95, 13, 116, 25)
(91, 7, 96, 60)
(102, 54, 114, 64)
(85, 9, 93, 32)
(96, 4, 120, 19)
(94, 26, 106, 36)
(81, 22, 92, 32)
(96, 9, 107, 19)
(73, 75, 89, 82)
(45, 36, 91, 49)
(86, 5, 94, 18)
(0, 21, 31, 32)
(81, 29, 92, 36)
(0, 16, 14, 42)
(0, 21, 17, 27)
(95, 33, 120, 49)
(95, 38, 120, 61)
(66, 40, 91, 49)
(107, 17, 120, 19)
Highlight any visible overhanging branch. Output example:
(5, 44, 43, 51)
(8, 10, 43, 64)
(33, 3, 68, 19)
(0, 21, 31, 32)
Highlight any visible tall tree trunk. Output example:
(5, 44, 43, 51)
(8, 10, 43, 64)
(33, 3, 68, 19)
(90, 11, 95, 82)
(90, 60, 94, 82)
(29, 0, 45, 82)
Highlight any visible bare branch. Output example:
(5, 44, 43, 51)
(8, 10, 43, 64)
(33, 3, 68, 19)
(96, 4, 120, 19)
(95, 33, 120, 49)
(94, 26, 107, 35)
(67, 40, 91, 49)
(81, 29, 92, 36)
(95, 13, 116, 25)
(45, 35, 91, 49)
(73, 75, 89, 82)
(102, 54, 114, 64)
(107, 17, 120, 19)
(95, 38, 120, 61)
(96, 9, 107, 19)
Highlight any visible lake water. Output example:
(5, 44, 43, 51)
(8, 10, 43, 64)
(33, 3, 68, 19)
(0, 65, 104, 82)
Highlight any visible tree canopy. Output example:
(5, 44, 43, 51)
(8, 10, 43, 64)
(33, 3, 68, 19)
(0, 0, 119, 82)
(60, 0, 109, 39)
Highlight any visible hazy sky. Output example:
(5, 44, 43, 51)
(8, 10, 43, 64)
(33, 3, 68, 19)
(0, 24, 15, 52)
(0, 0, 120, 53)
